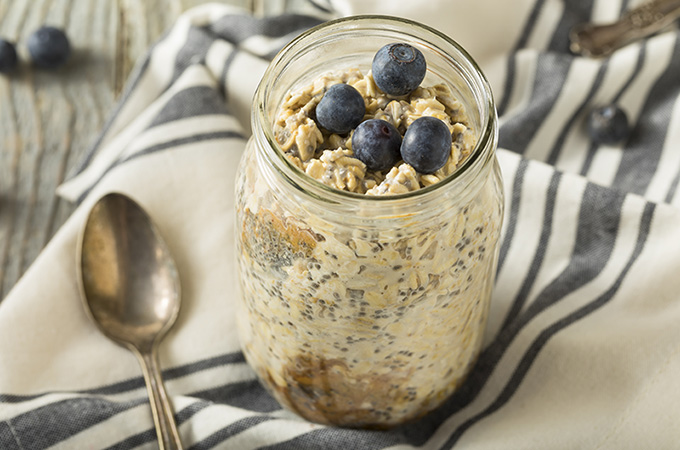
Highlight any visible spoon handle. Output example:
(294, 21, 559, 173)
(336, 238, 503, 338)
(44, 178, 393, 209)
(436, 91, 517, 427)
(570, 0, 680, 57)
(136, 347, 184, 450)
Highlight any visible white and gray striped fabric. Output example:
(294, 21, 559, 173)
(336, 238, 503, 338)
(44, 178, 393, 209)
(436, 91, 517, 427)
(2, 0, 680, 448)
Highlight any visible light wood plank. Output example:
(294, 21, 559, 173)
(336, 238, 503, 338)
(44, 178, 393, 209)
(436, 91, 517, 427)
(0, 0, 322, 299)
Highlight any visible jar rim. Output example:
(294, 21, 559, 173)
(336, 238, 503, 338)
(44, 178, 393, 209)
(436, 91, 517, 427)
(252, 14, 497, 205)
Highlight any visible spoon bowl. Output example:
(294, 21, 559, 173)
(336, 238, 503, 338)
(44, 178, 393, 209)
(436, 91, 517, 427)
(78, 192, 183, 450)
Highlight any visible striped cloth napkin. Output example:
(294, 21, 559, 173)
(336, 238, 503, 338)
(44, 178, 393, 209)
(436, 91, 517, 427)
(2, 0, 680, 448)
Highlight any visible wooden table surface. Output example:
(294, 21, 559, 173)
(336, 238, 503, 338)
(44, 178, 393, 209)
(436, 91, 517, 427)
(0, 0, 318, 299)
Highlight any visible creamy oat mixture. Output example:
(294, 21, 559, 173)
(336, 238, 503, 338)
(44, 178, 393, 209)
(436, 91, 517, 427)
(235, 67, 503, 428)
(273, 68, 477, 195)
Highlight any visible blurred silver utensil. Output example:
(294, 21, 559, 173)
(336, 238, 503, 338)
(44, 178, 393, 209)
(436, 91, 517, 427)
(570, 0, 680, 57)
(78, 192, 183, 450)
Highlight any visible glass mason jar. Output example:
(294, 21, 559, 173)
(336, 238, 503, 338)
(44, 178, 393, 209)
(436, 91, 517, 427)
(235, 15, 503, 428)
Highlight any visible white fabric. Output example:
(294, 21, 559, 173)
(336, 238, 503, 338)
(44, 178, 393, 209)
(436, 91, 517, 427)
(2, 1, 680, 449)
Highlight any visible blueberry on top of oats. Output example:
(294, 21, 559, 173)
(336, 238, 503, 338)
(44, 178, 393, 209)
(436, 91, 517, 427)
(372, 43, 426, 96)
(273, 65, 476, 195)
(401, 116, 451, 174)
(315, 83, 365, 134)
(352, 119, 402, 171)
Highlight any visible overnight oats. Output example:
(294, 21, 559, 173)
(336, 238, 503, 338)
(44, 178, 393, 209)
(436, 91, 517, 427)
(235, 16, 503, 428)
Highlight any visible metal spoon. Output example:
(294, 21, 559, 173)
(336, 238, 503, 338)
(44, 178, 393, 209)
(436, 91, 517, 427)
(77, 192, 183, 450)
(570, 0, 680, 57)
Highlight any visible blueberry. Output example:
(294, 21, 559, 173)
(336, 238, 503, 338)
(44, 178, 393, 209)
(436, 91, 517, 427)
(0, 39, 18, 73)
(372, 43, 426, 96)
(27, 26, 71, 69)
(315, 83, 365, 134)
(352, 119, 402, 171)
(587, 105, 630, 145)
(401, 116, 451, 173)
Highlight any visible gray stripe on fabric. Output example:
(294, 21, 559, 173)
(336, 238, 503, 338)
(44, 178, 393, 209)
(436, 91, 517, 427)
(104, 399, 212, 450)
(220, 47, 239, 100)
(4, 378, 267, 450)
(190, 416, 276, 450)
(70, 13, 323, 183)
(105, 381, 279, 450)
(0, 422, 23, 450)
(260, 426, 388, 450)
(499, 0, 595, 155)
(171, 26, 217, 83)
(580, 42, 647, 176)
(69, 55, 153, 178)
(6, 397, 147, 450)
(346, 180, 628, 449)
(499, 171, 562, 330)
(77, 23, 221, 179)
(209, 14, 324, 45)
(546, 62, 608, 165)
(70, 21, 208, 181)
(429, 182, 627, 448)
(501, 38, 609, 326)
(441, 201, 656, 449)
(499, 53, 572, 154)
(148, 85, 230, 128)
(171, 15, 321, 95)
(613, 34, 680, 196)
(105, 381, 280, 449)
(516, 183, 624, 320)
(497, 0, 548, 116)
(260, 176, 629, 450)
(163, 351, 246, 379)
(548, 0, 595, 52)
(0, 351, 246, 404)
(190, 379, 281, 413)
(535, 0, 631, 168)
(307, 0, 334, 14)
(611, 50, 642, 104)
(75, 129, 246, 204)
(265, 47, 286, 61)
(496, 158, 530, 274)
(664, 166, 680, 203)
(104, 427, 155, 450)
